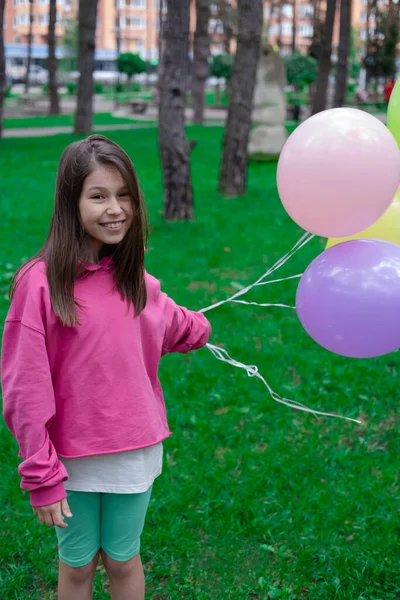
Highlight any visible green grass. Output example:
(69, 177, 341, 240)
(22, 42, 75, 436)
(0, 128, 399, 600)
(2, 112, 151, 129)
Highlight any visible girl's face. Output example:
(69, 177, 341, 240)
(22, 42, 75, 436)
(78, 164, 134, 262)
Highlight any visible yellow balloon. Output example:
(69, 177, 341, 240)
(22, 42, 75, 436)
(326, 188, 400, 249)
(387, 79, 400, 149)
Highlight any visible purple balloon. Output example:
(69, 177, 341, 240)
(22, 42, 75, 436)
(296, 239, 400, 358)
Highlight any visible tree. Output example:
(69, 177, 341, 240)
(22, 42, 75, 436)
(0, 0, 5, 139)
(25, 0, 34, 94)
(158, 0, 193, 220)
(218, 0, 263, 197)
(292, 0, 297, 53)
(285, 52, 318, 88)
(211, 0, 237, 54)
(210, 53, 233, 103)
(48, 0, 60, 115)
(364, 8, 399, 84)
(74, 0, 98, 135)
(117, 52, 147, 88)
(311, 0, 337, 115)
(309, 0, 323, 59)
(60, 18, 78, 72)
(334, 0, 351, 107)
(192, 0, 211, 124)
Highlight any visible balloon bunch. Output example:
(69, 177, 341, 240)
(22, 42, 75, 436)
(201, 92, 400, 421)
(278, 98, 400, 359)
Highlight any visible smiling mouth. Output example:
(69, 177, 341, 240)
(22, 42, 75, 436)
(100, 220, 126, 229)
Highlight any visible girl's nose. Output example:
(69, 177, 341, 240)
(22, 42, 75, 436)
(107, 197, 124, 214)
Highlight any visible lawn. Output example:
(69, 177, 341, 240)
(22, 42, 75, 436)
(0, 127, 399, 600)
(2, 112, 153, 130)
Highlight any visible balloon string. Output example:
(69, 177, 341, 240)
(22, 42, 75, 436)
(199, 232, 362, 424)
(205, 342, 362, 424)
(199, 232, 314, 315)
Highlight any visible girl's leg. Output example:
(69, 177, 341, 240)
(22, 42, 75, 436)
(58, 553, 99, 600)
(55, 490, 101, 600)
(100, 551, 144, 600)
(100, 487, 153, 600)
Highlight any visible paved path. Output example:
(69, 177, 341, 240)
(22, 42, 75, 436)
(2, 122, 157, 138)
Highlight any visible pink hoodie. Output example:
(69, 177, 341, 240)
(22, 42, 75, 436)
(1, 257, 211, 507)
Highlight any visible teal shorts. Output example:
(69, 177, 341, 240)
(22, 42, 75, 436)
(55, 487, 152, 568)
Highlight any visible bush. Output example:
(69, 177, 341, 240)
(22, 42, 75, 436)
(210, 54, 234, 81)
(4, 86, 12, 98)
(42, 84, 49, 93)
(130, 82, 142, 92)
(117, 52, 147, 80)
(66, 81, 77, 95)
(115, 81, 124, 93)
(284, 52, 318, 88)
(94, 82, 104, 94)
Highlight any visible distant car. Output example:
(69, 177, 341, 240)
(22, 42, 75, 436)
(69, 70, 127, 84)
(28, 65, 48, 85)
(10, 64, 48, 85)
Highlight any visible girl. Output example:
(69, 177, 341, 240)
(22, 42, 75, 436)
(1, 134, 211, 600)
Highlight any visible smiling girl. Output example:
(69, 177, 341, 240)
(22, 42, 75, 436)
(1, 135, 211, 600)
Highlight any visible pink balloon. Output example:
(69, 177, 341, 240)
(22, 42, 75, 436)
(277, 108, 400, 237)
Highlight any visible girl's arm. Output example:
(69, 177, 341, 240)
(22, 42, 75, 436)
(1, 267, 68, 508)
(2, 319, 68, 507)
(161, 293, 211, 355)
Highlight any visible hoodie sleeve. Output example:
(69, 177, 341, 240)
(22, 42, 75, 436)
(159, 288, 211, 356)
(1, 265, 68, 507)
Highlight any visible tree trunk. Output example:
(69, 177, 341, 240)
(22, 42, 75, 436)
(0, 0, 5, 139)
(158, 0, 193, 220)
(114, 0, 121, 110)
(25, 0, 34, 94)
(74, 0, 98, 135)
(219, 0, 233, 54)
(215, 81, 221, 104)
(292, 0, 297, 53)
(277, 0, 283, 49)
(192, 0, 211, 124)
(158, 0, 165, 64)
(48, 0, 60, 115)
(334, 0, 351, 107)
(311, 0, 337, 114)
(218, 0, 263, 197)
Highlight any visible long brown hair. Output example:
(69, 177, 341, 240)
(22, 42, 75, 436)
(9, 135, 149, 327)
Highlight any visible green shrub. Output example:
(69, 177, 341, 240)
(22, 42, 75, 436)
(94, 82, 104, 94)
(66, 81, 77, 95)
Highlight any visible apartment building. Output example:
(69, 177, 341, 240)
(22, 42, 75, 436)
(2, 0, 391, 71)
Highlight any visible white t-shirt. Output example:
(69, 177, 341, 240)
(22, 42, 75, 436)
(59, 442, 163, 494)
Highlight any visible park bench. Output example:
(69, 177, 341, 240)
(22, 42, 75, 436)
(130, 99, 152, 114)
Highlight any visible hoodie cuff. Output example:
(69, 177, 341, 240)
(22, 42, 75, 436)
(29, 482, 67, 507)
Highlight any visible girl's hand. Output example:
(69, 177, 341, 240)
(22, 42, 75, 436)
(32, 498, 73, 528)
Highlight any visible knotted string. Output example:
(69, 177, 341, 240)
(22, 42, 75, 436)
(199, 233, 361, 424)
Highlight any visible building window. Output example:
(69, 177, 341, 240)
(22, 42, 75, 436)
(269, 23, 280, 36)
(299, 4, 313, 18)
(282, 4, 293, 18)
(299, 23, 313, 37)
(209, 18, 224, 33)
(121, 16, 145, 29)
(14, 13, 31, 26)
(281, 22, 293, 36)
(39, 13, 49, 25)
